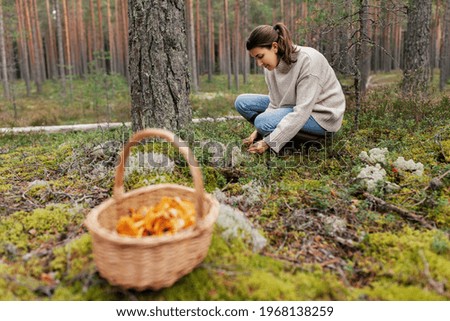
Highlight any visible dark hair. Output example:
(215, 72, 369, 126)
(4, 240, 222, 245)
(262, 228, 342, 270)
(246, 22, 297, 65)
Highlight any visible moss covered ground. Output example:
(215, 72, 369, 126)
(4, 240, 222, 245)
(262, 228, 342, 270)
(0, 75, 449, 300)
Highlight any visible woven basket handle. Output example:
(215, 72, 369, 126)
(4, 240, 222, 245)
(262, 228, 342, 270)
(114, 128, 205, 218)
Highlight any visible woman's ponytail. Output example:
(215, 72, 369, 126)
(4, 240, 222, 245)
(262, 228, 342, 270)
(246, 22, 297, 66)
(273, 23, 297, 65)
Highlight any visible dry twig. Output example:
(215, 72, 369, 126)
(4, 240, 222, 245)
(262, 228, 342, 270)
(362, 192, 435, 230)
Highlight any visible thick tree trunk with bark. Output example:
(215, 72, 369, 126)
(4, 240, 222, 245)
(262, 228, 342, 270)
(401, 0, 432, 95)
(128, 0, 192, 132)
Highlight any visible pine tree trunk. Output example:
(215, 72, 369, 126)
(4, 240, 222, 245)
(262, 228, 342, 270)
(77, 0, 87, 76)
(393, 12, 402, 70)
(371, 3, 379, 71)
(69, 1, 80, 76)
(243, 0, 249, 83)
(32, 0, 46, 82)
(45, 0, 58, 79)
(88, 0, 97, 69)
(106, 0, 115, 73)
(207, 0, 213, 82)
(129, 0, 192, 132)
(0, 0, 9, 100)
(115, 0, 122, 75)
(195, 0, 201, 79)
(62, 0, 72, 82)
(440, 0, 450, 90)
(234, 0, 239, 91)
(218, 23, 225, 73)
(121, 0, 129, 81)
(359, 0, 370, 95)
(223, 0, 232, 89)
(186, 0, 198, 91)
(432, 0, 442, 70)
(15, 0, 31, 96)
(381, 0, 391, 72)
(54, 0, 66, 95)
(29, 0, 42, 93)
(401, 0, 432, 95)
(97, 0, 106, 70)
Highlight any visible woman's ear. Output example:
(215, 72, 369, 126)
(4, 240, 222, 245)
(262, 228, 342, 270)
(272, 42, 278, 53)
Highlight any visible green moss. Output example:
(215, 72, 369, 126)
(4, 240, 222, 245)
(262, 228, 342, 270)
(440, 140, 450, 162)
(0, 263, 41, 300)
(29, 228, 352, 300)
(150, 232, 351, 300)
(202, 166, 227, 192)
(0, 184, 11, 193)
(0, 204, 85, 256)
(358, 281, 445, 300)
(358, 227, 450, 299)
(428, 197, 450, 227)
(1, 83, 450, 301)
(50, 234, 95, 280)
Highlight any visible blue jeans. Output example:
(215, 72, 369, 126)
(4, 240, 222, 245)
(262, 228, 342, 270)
(234, 94, 326, 136)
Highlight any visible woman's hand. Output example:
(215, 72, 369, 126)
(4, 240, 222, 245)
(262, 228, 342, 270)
(242, 130, 259, 146)
(248, 140, 269, 154)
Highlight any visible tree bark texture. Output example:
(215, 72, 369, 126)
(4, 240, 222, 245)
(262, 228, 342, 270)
(128, 0, 192, 132)
(401, 0, 432, 95)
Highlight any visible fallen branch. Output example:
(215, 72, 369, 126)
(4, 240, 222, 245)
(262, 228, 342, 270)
(0, 116, 243, 134)
(362, 192, 435, 230)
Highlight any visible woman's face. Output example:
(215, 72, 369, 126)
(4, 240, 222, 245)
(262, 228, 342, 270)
(249, 42, 279, 71)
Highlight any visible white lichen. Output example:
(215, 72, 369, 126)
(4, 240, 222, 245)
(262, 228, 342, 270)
(357, 164, 386, 192)
(214, 181, 263, 209)
(385, 182, 401, 193)
(125, 152, 174, 175)
(393, 157, 424, 176)
(216, 204, 267, 252)
(359, 147, 389, 165)
(318, 214, 347, 236)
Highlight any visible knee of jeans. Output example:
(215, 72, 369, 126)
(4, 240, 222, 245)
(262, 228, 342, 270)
(254, 115, 273, 135)
(234, 94, 246, 112)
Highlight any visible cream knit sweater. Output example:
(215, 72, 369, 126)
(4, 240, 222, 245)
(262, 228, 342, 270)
(263, 46, 346, 153)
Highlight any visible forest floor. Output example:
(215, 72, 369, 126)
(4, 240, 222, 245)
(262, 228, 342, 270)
(0, 74, 449, 300)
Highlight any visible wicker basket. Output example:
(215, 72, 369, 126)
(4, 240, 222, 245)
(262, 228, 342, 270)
(84, 129, 219, 291)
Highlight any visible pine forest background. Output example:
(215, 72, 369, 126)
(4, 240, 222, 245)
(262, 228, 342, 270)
(1, 0, 450, 120)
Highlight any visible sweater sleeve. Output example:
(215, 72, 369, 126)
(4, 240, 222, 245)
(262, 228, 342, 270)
(263, 74, 322, 153)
